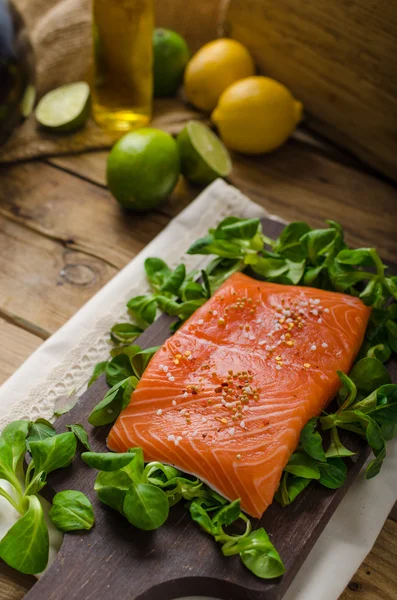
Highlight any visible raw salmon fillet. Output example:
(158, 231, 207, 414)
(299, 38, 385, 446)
(108, 272, 371, 517)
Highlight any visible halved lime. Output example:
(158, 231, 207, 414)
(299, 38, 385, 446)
(36, 81, 90, 132)
(177, 121, 232, 185)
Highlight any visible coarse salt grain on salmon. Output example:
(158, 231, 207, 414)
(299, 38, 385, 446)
(108, 272, 371, 518)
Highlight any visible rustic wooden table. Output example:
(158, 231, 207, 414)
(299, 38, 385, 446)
(0, 101, 396, 600)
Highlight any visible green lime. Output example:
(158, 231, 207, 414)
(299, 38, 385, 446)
(177, 120, 232, 185)
(107, 128, 180, 212)
(153, 29, 190, 97)
(35, 81, 90, 132)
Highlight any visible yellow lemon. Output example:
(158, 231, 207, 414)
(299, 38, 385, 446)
(211, 76, 303, 154)
(184, 38, 255, 112)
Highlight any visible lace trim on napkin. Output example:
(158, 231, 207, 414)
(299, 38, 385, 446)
(0, 181, 285, 428)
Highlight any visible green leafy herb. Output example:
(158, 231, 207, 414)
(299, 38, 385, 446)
(28, 432, 77, 475)
(123, 483, 169, 530)
(284, 452, 320, 479)
(81, 450, 137, 471)
(160, 263, 186, 294)
(130, 346, 160, 378)
(94, 470, 132, 513)
(88, 376, 138, 426)
(325, 427, 355, 459)
(127, 294, 157, 325)
(299, 419, 326, 462)
(88, 447, 284, 580)
(87, 361, 108, 387)
(144, 258, 171, 291)
(274, 473, 311, 507)
(106, 354, 135, 387)
(190, 497, 285, 579)
(317, 458, 347, 489)
(67, 424, 91, 451)
(0, 420, 89, 575)
(49, 490, 95, 532)
(238, 529, 285, 579)
(0, 495, 49, 575)
(110, 323, 143, 345)
(348, 357, 391, 395)
(27, 419, 56, 444)
(1, 420, 29, 469)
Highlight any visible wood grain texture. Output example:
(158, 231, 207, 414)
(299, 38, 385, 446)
(225, 0, 397, 182)
(24, 217, 397, 600)
(46, 155, 201, 221)
(0, 563, 35, 600)
(0, 216, 117, 335)
(0, 319, 42, 386)
(48, 137, 397, 263)
(0, 161, 169, 270)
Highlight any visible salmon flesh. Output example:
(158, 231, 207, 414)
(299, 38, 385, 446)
(108, 273, 371, 517)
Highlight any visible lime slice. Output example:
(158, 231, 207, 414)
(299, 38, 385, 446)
(177, 121, 232, 185)
(36, 82, 90, 132)
(21, 85, 36, 118)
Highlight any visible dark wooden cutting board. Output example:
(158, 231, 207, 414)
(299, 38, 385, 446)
(25, 218, 397, 600)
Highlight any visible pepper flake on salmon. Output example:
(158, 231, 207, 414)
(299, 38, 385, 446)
(108, 272, 371, 518)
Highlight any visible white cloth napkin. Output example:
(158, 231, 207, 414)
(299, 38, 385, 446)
(0, 179, 396, 599)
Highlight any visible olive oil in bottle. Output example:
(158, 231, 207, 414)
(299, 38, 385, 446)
(92, 0, 153, 133)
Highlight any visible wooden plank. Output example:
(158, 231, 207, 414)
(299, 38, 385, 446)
(0, 563, 35, 600)
(339, 519, 397, 600)
(0, 161, 170, 270)
(48, 137, 397, 263)
(0, 216, 117, 335)
(225, 0, 397, 182)
(0, 319, 42, 386)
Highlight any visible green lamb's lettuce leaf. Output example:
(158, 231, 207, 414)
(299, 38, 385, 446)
(283, 452, 320, 479)
(94, 469, 132, 513)
(144, 258, 171, 291)
(299, 418, 326, 462)
(49, 490, 95, 532)
(274, 472, 311, 507)
(273, 221, 311, 261)
(130, 346, 160, 378)
(110, 323, 143, 345)
(159, 263, 186, 295)
(1, 420, 29, 470)
(87, 361, 108, 387)
(317, 457, 347, 489)
(0, 495, 49, 575)
(81, 451, 138, 471)
(66, 424, 91, 451)
(28, 432, 77, 476)
(106, 353, 135, 387)
(348, 358, 391, 395)
(88, 376, 138, 426)
(123, 483, 169, 530)
(325, 427, 355, 459)
(127, 294, 157, 325)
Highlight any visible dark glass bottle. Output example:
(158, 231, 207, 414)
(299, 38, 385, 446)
(0, 0, 35, 145)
